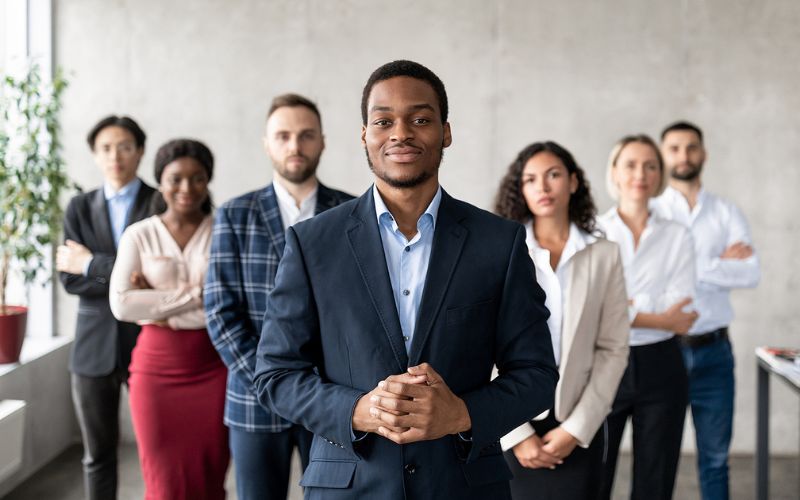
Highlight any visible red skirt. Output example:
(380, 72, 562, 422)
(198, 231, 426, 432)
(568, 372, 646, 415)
(129, 325, 229, 500)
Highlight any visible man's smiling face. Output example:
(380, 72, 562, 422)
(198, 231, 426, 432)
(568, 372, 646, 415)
(362, 76, 452, 189)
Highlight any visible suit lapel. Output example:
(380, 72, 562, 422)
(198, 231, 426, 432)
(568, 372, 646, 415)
(560, 244, 591, 369)
(346, 189, 408, 371)
(90, 189, 115, 252)
(408, 191, 467, 366)
(126, 181, 154, 226)
(257, 184, 287, 256)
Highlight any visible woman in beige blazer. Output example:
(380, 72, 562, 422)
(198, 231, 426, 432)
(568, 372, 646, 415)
(494, 141, 630, 500)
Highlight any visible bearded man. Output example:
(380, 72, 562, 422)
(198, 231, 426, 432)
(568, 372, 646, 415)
(204, 93, 353, 500)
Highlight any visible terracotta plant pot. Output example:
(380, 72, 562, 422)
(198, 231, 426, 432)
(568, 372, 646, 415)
(0, 306, 27, 364)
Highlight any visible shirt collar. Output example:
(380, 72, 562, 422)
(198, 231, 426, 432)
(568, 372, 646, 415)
(273, 179, 318, 210)
(526, 221, 595, 265)
(104, 178, 141, 201)
(373, 184, 442, 230)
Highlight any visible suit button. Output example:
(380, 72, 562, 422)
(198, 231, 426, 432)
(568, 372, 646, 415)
(404, 464, 416, 475)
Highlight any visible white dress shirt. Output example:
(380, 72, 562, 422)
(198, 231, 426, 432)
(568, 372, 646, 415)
(598, 208, 696, 346)
(652, 186, 760, 334)
(273, 180, 318, 228)
(526, 222, 596, 367)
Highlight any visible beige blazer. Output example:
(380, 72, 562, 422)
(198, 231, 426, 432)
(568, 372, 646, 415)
(502, 237, 630, 448)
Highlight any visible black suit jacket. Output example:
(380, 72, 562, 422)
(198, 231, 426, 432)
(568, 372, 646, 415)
(60, 180, 155, 377)
(255, 188, 558, 499)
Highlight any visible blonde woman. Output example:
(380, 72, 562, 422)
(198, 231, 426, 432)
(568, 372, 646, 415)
(597, 135, 697, 500)
(495, 141, 630, 500)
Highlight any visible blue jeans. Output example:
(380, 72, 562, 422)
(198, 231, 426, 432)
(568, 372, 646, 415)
(681, 336, 735, 500)
(229, 424, 312, 500)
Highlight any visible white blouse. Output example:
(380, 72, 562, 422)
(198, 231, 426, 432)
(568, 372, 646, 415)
(526, 222, 596, 366)
(597, 208, 696, 346)
(109, 215, 213, 330)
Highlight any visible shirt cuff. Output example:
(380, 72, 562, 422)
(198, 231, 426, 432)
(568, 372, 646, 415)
(500, 422, 535, 451)
(82, 257, 93, 276)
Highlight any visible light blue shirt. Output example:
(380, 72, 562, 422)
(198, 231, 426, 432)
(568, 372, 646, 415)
(82, 178, 142, 276)
(373, 184, 441, 354)
(105, 178, 142, 247)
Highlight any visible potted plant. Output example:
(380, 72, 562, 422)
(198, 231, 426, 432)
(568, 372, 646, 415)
(0, 64, 70, 363)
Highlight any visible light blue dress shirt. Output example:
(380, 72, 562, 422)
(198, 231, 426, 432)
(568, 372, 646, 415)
(373, 184, 441, 354)
(82, 178, 142, 276)
(105, 178, 142, 248)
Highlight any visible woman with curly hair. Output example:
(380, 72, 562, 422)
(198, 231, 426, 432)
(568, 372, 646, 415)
(495, 141, 630, 500)
(109, 139, 228, 499)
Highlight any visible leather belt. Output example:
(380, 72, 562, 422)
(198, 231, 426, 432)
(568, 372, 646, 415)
(679, 327, 728, 349)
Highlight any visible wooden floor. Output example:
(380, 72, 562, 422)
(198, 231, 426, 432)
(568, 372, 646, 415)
(4, 443, 798, 499)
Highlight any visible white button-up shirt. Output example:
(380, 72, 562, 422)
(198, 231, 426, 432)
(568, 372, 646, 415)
(526, 222, 596, 366)
(652, 186, 760, 334)
(273, 180, 318, 228)
(598, 208, 696, 346)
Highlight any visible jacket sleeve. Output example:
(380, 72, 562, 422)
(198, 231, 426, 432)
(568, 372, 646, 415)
(204, 207, 261, 391)
(254, 227, 364, 453)
(560, 245, 630, 447)
(460, 225, 559, 462)
(58, 196, 115, 297)
(108, 228, 202, 323)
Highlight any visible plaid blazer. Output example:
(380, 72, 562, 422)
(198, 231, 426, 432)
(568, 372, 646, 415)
(205, 182, 354, 432)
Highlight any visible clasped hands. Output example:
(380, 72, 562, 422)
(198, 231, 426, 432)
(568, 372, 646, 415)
(352, 363, 471, 444)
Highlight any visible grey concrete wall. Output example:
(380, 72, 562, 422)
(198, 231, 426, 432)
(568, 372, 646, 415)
(54, 0, 799, 454)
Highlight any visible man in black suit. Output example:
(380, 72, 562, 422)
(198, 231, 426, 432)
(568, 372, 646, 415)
(57, 116, 155, 500)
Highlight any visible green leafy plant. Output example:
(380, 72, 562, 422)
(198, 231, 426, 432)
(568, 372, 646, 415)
(0, 64, 71, 311)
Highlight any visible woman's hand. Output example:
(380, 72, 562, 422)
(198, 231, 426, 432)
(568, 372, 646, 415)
(512, 433, 563, 469)
(130, 271, 153, 290)
(540, 427, 579, 462)
(660, 297, 698, 334)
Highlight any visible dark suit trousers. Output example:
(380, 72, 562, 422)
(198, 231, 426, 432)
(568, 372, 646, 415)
(505, 411, 606, 500)
(599, 337, 689, 500)
(71, 370, 127, 500)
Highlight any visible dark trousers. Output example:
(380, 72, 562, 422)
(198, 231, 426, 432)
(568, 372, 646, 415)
(229, 424, 313, 500)
(71, 370, 127, 500)
(600, 337, 689, 500)
(505, 411, 606, 500)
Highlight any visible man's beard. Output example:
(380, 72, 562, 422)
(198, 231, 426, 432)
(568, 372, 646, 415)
(364, 147, 444, 189)
(670, 161, 703, 181)
(273, 154, 320, 184)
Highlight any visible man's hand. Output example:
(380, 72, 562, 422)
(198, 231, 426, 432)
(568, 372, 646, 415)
(660, 297, 698, 335)
(540, 427, 579, 464)
(352, 372, 427, 435)
(55, 240, 93, 274)
(720, 242, 753, 260)
(369, 363, 471, 444)
(513, 434, 562, 470)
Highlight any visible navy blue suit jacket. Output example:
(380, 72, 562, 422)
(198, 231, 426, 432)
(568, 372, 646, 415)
(254, 188, 557, 499)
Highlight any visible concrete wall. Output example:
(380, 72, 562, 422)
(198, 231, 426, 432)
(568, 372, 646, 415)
(54, 0, 800, 454)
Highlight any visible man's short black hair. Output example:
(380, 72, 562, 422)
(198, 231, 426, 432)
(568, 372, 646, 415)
(86, 115, 146, 150)
(361, 60, 448, 125)
(660, 121, 704, 143)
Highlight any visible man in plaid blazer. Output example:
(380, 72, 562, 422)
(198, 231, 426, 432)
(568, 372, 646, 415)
(204, 94, 353, 500)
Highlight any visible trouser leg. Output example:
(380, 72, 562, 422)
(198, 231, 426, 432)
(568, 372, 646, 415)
(71, 371, 123, 500)
(683, 338, 735, 500)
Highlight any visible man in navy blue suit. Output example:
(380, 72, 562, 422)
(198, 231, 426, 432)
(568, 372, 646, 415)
(255, 60, 558, 499)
